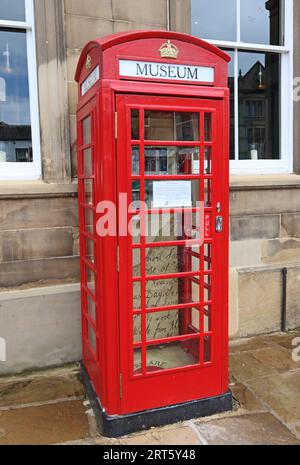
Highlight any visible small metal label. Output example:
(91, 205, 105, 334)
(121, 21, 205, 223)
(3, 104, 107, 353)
(216, 216, 223, 233)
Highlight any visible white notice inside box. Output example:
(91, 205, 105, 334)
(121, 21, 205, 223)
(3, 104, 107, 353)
(152, 181, 192, 208)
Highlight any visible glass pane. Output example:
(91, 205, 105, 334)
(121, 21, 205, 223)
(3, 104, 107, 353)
(133, 348, 142, 373)
(132, 146, 139, 175)
(0, 29, 32, 163)
(134, 308, 200, 343)
(133, 314, 141, 343)
(223, 49, 235, 160)
(145, 147, 200, 175)
(84, 179, 93, 206)
(86, 264, 95, 295)
(204, 114, 212, 141)
(133, 281, 141, 310)
(146, 276, 200, 309)
(204, 244, 212, 271)
(87, 294, 96, 321)
(145, 180, 200, 208)
(145, 111, 199, 141)
(84, 207, 94, 234)
(241, 0, 283, 46)
(146, 339, 199, 372)
(204, 179, 211, 207)
(204, 305, 211, 332)
(145, 212, 197, 243)
(133, 249, 141, 277)
(204, 274, 211, 302)
(204, 147, 212, 174)
(145, 246, 200, 276)
(83, 148, 93, 176)
(191, 0, 236, 41)
(238, 52, 280, 160)
(132, 181, 140, 204)
(82, 116, 91, 145)
(204, 336, 212, 363)
(85, 237, 95, 264)
(88, 324, 97, 354)
(192, 307, 200, 331)
(131, 109, 139, 140)
(0, 0, 26, 21)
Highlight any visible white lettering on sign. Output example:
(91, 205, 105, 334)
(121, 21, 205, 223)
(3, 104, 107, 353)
(153, 181, 192, 208)
(119, 60, 214, 83)
(81, 65, 100, 96)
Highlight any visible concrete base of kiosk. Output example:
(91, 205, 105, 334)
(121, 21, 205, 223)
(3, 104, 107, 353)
(80, 363, 233, 438)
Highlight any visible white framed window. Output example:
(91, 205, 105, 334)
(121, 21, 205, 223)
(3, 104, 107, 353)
(191, 0, 293, 174)
(0, 0, 41, 180)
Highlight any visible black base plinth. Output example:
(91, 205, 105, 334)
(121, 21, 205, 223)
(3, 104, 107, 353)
(80, 362, 233, 438)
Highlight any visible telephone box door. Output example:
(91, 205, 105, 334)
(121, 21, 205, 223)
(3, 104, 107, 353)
(117, 94, 229, 414)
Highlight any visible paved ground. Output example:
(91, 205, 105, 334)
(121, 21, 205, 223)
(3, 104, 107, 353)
(0, 331, 299, 445)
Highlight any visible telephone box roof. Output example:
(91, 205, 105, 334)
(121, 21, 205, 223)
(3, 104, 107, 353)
(75, 30, 230, 83)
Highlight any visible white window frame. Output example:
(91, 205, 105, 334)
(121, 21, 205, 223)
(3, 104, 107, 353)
(198, 0, 294, 174)
(0, 0, 41, 180)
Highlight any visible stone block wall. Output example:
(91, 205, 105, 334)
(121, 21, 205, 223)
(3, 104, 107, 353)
(64, 0, 169, 177)
(0, 191, 79, 290)
(229, 182, 300, 338)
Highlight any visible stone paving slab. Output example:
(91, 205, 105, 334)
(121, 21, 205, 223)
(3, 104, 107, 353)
(0, 370, 84, 408)
(0, 332, 299, 445)
(249, 345, 300, 374)
(96, 425, 202, 446)
(0, 400, 90, 445)
(261, 331, 300, 350)
(229, 352, 277, 382)
(195, 413, 300, 445)
(229, 331, 300, 353)
(246, 371, 300, 424)
(229, 336, 270, 354)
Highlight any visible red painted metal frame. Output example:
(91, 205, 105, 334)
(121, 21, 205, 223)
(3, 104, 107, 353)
(75, 31, 230, 417)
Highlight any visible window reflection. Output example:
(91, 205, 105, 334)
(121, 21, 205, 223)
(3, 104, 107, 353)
(145, 147, 200, 175)
(131, 109, 139, 140)
(191, 0, 236, 42)
(0, 0, 26, 22)
(144, 111, 199, 141)
(191, 0, 282, 47)
(238, 51, 280, 160)
(0, 29, 32, 163)
(223, 49, 235, 160)
(241, 0, 282, 46)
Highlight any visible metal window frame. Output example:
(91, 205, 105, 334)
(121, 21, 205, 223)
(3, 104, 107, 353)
(0, 0, 41, 180)
(195, 0, 294, 174)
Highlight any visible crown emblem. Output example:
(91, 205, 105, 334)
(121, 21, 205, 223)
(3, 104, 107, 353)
(159, 40, 179, 59)
(86, 54, 92, 70)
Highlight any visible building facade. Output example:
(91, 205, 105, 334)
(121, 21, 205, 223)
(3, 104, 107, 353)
(0, 0, 299, 374)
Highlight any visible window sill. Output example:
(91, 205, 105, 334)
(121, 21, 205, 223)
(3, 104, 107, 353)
(0, 180, 78, 199)
(230, 174, 300, 191)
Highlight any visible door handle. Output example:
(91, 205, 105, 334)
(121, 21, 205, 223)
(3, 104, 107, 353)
(215, 216, 223, 233)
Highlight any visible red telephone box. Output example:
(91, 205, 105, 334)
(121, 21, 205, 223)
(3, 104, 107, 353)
(75, 30, 232, 437)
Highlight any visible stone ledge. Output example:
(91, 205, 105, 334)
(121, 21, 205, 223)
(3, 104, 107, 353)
(0, 283, 80, 301)
(235, 262, 300, 274)
(0, 181, 78, 200)
(0, 256, 80, 289)
(230, 174, 300, 191)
